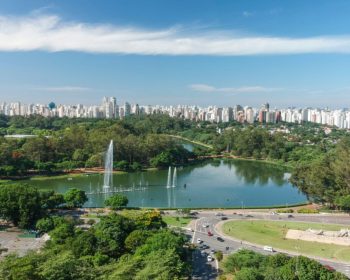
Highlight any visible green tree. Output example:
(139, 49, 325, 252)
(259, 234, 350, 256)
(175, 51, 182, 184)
(335, 195, 350, 210)
(64, 188, 88, 208)
(71, 231, 97, 257)
(36, 217, 55, 234)
(0, 253, 43, 280)
(124, 230, 151, 252)
(214, 251, 223, 262)
(94, 214, 134, 258)
(0, 184, 43, 228)
(223, 249, 265, 273)
(235, 267, 263, 280)
(105, 194, 129, 210)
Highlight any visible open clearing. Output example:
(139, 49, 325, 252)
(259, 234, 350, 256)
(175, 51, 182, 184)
(162, 216, 192, 227)
(222, 220, 350, 262)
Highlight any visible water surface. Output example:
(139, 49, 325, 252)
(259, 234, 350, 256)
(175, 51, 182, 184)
(27, 159, 307, 208)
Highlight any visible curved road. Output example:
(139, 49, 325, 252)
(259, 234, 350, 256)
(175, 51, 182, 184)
(186, 211, 350, 279)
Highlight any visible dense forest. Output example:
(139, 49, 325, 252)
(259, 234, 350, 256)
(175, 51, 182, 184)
(0, 115, 197, 176)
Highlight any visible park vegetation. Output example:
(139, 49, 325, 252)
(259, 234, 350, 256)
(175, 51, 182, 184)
(0, 209, 191, 279)
(220, 249, 347, 280)
(0, 115, 195, 176)
(0, 183, 88, 228)
(1, 114, 349, 207)
(0, 182, 191, 279)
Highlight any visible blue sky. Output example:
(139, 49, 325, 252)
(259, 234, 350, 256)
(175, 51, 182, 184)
(0, 0, 350, 108)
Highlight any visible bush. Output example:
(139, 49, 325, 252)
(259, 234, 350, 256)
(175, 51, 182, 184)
(105, 194, 129, 210)
(215, 251, 223, 262)
(36, 217, 54, 233)
(297, 208, 319, 214)
(276, 209, 294, 213)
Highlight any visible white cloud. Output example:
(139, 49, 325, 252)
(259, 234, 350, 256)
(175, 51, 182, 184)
(35, 86, 92, 92)
(1, 13, 350, 55)
(190, 84, 279, 93)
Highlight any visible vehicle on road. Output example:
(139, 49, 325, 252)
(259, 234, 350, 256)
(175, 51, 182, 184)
(202, 223, 209, 228)
(210, 249, 215, 254)
(215, 212, 224, 216)
(263, 246, 274, 252)
(221, 216, 228, 220)
(197, 238, 202, 244)
(288, 214, 294, 218)
(246, 214, 254, 218)
(324, 265, 335, 272)
(207, 255, 213, 262)
(207, 231, 213, 236)
(217, 236, 224, 242)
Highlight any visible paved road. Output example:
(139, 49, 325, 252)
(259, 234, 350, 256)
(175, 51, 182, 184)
(187, 211, 350, 279)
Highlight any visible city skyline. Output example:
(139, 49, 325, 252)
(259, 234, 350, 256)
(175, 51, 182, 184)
(2, 97, 350, 129)
(1, 1, 350, 107)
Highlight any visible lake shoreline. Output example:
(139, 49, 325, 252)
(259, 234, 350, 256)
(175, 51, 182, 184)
(0, 156, 291, 181)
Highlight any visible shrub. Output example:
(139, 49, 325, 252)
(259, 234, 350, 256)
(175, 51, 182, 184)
(297, 208, 319, 214)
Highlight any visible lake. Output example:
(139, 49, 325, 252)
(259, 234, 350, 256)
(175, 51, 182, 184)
(26, 159, 307, 208)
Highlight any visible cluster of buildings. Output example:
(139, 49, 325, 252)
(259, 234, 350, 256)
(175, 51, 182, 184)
(1, 98, 350, 129)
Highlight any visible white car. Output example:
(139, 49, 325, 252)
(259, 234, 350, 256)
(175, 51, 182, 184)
(202, 223, 209, 228)
(207, 255, 213, 262)
(197, 238, 202, 244)
(263, 246, 274, 252)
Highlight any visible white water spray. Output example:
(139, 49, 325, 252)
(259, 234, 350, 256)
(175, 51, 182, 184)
(172, 167, 177, 188)
(103, 140, 113, 190)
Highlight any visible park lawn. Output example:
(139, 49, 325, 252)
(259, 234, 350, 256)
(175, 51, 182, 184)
(29, 173, 86, 181)
(222, 220, 350, 262)
(162, 216, 192, 228)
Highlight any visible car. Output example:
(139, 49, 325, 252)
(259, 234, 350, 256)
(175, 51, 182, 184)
(246, 214, 254, 218)
(216, 236, 224, 242)
(287, 214, 294, 218)
(221, 216, 228, 220)
(263, 246, 274, 252)
(207, 255, 213, 262)
(323, 265, 335, 272)
(207, 231, 213, 236)
(197, 238, 202, 244)
(210, 249, 215, 254)
(202, 223, 209, 228)
(215, 212, 224, 216)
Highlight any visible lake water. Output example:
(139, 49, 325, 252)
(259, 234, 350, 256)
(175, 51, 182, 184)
(26, 159, 307, 208)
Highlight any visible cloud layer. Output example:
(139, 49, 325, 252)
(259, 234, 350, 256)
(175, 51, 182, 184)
(2, 13, 350, 55)
(190, 84, 279, 93)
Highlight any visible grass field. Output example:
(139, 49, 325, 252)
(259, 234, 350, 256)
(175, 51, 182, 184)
(162, 216, 192, 228)
(222, 220, 350, 262)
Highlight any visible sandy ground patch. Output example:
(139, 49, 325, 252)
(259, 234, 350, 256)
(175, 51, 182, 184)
(0, 231, 46, 257)
(286, 229, 350, 246)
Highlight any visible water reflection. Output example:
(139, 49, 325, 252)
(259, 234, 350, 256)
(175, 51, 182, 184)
(25, 159, 306, 208)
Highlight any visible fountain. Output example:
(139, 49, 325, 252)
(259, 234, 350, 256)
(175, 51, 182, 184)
(103, 140, 113, 191)
(172, 167, 177, 188)
(166, 166, 172, 188)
